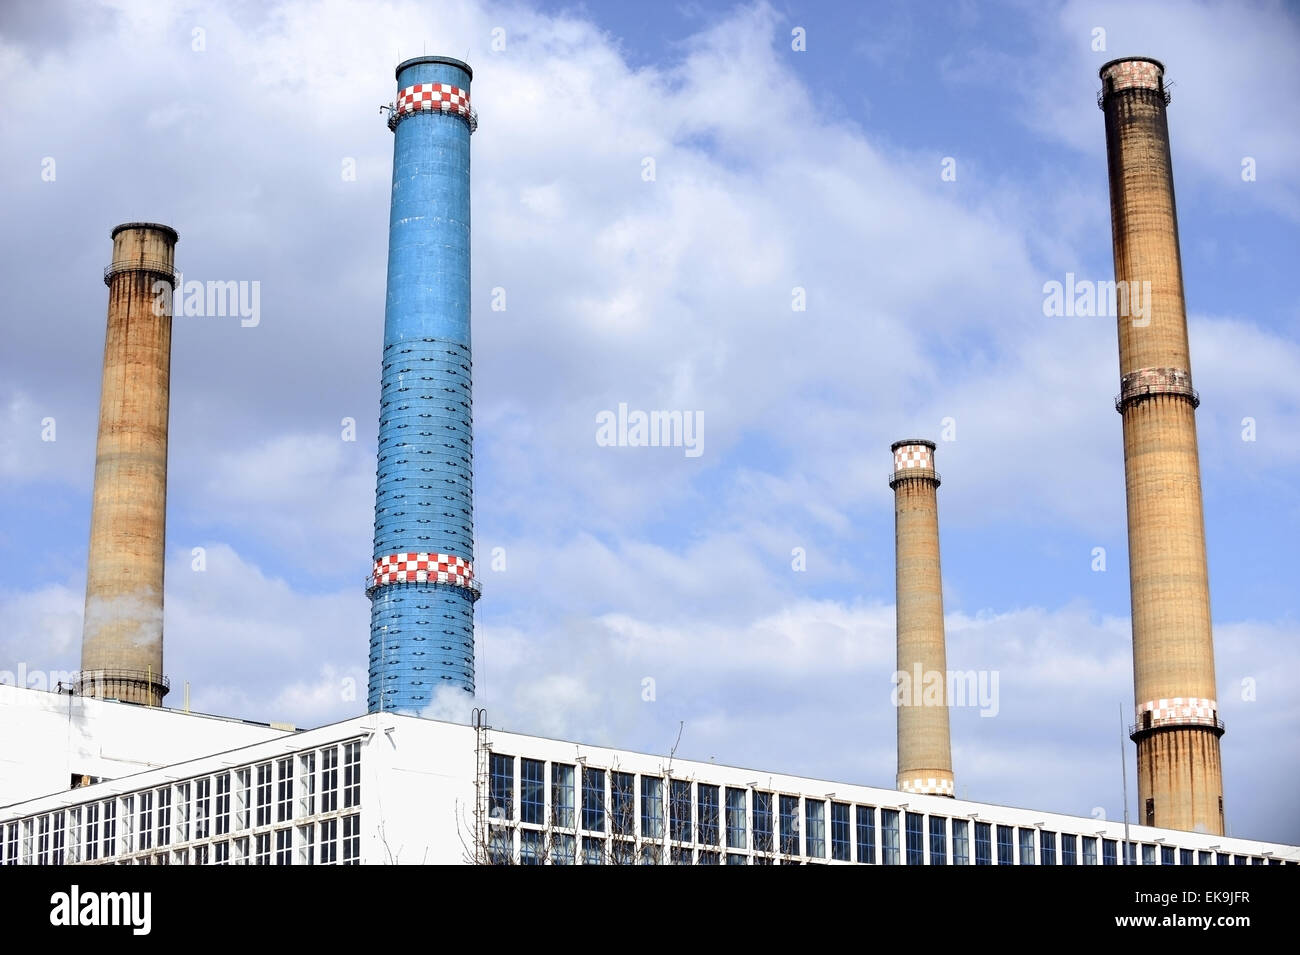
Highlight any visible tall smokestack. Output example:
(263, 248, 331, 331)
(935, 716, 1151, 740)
(1099, 57, 1224, 834)
(890, 439, 954, 797)
(79, 222, 178, 706)
(367, 57, 481, 712)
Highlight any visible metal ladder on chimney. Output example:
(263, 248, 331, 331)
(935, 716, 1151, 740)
(473, 708, 489, 863)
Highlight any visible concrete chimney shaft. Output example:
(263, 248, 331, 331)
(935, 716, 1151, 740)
(1099, 58, 1224, 834)
(890, 439, 954, 797)
(79, 222, 178, 706)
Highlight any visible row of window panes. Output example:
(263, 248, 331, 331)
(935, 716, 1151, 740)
(482, 753, 1292, 866)
(0, 740, 361, 865)
(0, 815, 361, 866)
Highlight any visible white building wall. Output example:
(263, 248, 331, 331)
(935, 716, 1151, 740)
(0, 684, 293, 809)
(0, 710, 1295, 866)
(360, 717, 477, 865)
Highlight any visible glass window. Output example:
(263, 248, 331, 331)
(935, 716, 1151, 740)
(319, 818, 337, 864)
(236, 770, 251, 833)
(298, 752, 316, 817)
(342, 814, 360, 864)
(670, 780, 692, 842)
(255, 831, 271, 865)
(671, 846, 693, 865)
(102, 801, 116, 859)
(256, 763, 273, 827)
(698, 784, 720, 846)
(551, 763, 575, 828)
(611, 772, 635, 837)
(975, 822, 992, 865)
(1019, 828, 1036, 865)
(581, 767, 605, 832)
(120, 796, 134, 854)
(698, 850, 721, 865)
(1180, 848, 1194, 866)
(997, 825, 1014, 865)
(139, 791, 152, 851)
(612, 840, 634, 865)
(176, 784, 191, 841)
(905, 812, 924, 865)
(488, 826, 513, 865)
(343, 741, 361, 809)
(581, 836, 604, 865)
(1216, 852, 1229, 865)
(856, 806, 876, 864)
(641, 777, 664, 841)
(1040, 830, 1056, 865)
(489, 753, 513, 821)
(1103, 839, 1117, 865)
(1199, 850, 1212, 866)
(805, 800, 826, 859)
(753, 792, 774, 854)
(520, 828, 543, 865)
(1124, 842, 1137, 865)
(952, 819, 969, 865)
(196, 777, 212, 838)
(727, 853, 747, 865)
(209, 779, 222, 836)
(779, 795, 800, 856)
(727, 790, 748, 851)
(277, 758, 294, 823)
(1233, 854, 1246, 866)
(1061, 834, 1077, 865)
(1142, 843, 1156, 866)
(297, 824, 315, 866)
(929, 816, 947, 865)
(1082, 836, 1098, 865)
(830, 802, 850, 861)
(156, 788, 171, 848)
(520, 758, 544, 826)
(881, 809, 900, 865)
(84, 804, 99, 862)
(1161, 845, 1175, 866)
(321, 747, 339, 813)
(51, 813, 65, 865)
(552, 833, 575, 865)
(276, 828, 292, 865)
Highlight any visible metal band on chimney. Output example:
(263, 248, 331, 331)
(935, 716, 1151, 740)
(1115, 366, 1199, 413)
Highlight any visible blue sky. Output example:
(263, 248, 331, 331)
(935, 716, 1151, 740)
(1, 0, 1297, 842)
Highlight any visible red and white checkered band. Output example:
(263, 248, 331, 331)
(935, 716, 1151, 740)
(395, 83, 472, 120)
(900, 776, 954, 796)
(372, 552, 475, 590)
(893, 445, 933, 471)
(1136, 697, 1218, 730)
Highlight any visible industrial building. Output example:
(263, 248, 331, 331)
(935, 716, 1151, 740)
(1, 685, 1295, 865)
(0, 54, 1294, 865)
